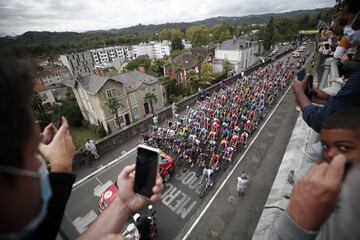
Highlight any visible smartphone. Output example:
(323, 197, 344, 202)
(134, 145, 160, 199)
(325, 43, 330, 50)
(297, 68, 306, 81)
(305, 75, 314, 99)
(52, 102, 63, 129)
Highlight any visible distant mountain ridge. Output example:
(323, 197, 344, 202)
(0, 8, 328, 47)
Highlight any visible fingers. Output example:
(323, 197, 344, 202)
(120, 164, 136, 178)
(325, 154, 346, 185)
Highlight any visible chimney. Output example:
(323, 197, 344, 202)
(138, 65, 146, 73)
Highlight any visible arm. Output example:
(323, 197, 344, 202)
(77, 165, 163, 240)
(291, 77, 312, 110)
(268, 155, 345, 240)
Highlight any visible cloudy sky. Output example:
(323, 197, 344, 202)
(0, 0, 334, 36)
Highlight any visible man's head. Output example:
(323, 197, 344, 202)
(320, 107, 360, 163)
(0, 58, 42, 233)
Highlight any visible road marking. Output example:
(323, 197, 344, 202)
(73, 210, 98, 234)
(181, 80, 293, 240)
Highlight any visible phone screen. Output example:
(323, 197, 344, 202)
(134, 146, 159, 199)
(325, 43, 330, 50)
(52, 102, 63, 129)
(297, 68, 306, 81)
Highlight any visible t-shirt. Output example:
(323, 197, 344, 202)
(237, 177, 248, 189)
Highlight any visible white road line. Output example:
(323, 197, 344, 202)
(181, 80, 293, 240)
(73, 148, 137, 188)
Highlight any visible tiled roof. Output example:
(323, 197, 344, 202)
(33, 82, 49, 92)
(173, 48, 209, 69)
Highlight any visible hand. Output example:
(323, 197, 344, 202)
(39, 117, 75, 173)
(312, 89, 330, 105)
(40, 123, 57, 144)
(288, 154, 346, 231)
(116, 164, 163, 214)
(292, 76, 308, 94)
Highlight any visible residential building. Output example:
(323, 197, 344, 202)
(63, 71, 166, 133)
(182, 39, 192, 49)
(163, 48, 212, 85)
(59, 51, 95, 76)
(33, 82, 56, 108)
(35, 65, 72, 86)
(213, 35, 262, 73)
(132, 40, 171, 60)
(90, 46, 130, 64)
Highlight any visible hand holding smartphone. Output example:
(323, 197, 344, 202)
(134, 145, 160, 199)
(52, 102, 63, 129)
(296, 68, 313, 99)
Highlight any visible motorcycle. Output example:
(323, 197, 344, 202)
(122, 205, 158, 240)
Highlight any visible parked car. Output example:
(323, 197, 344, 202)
(292, 51, 300, 58)
(98, 152, 175, 212)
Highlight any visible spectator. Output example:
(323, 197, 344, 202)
(0, 58, 163, 240)
(269, 106, 360, 240)
(85, 139, 100, 159)
(236, 172, 249, 197)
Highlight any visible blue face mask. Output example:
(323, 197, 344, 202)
(0, 154, 52, 239)
(344, 11, 360, 45)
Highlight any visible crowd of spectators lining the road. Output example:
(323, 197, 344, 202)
(1, 0, 360, 239)
(269, 0, 360, 239)
(140, 60, 295, 188)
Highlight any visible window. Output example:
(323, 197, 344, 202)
(129, 93, 136, 106)
(132, 106, 139, 117)
(106, 88, 116, 99)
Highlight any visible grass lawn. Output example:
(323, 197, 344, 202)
(70, 126, 99, 150)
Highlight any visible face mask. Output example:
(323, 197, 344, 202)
(344, 11, 360, 45)
(0, 154, 52, 239)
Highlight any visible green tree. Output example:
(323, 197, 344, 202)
(150, 59, 165, 76)
(125, 57, 151, 71)
(106, 97, 123, 127)
(223, 60, 232, 75)
(61, 97, 84, 127)
(200, 62, 215, 85)
(174, 64, 183, 87)
(187, 69, 199, 93)
(159, 76, 176, 102)
(196, 53, 205, 85)
(171, 37, 184, 50)
(144, 93, 157, 114)
(186, 25, 210, 47)
(211, 23, 232, 43)
(159, 28, 185, 41)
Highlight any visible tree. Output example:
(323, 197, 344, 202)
(106, 97, 123, 128)
(186, 25, 210, 47)
(125, 58, 151, 71)
(159, 76, 176, 101)
(223, 60, 232, 75)
(144, 93, 157, 114)
(171, 37, 184, 50)
(174, 64, 183, 86)
(186, 69, 199, 93)
(196, 53, 205, 85)
(201, 62, 216, 85)
(211, 23, 232, 43)
(150, 59, 165, 76)
(61, 97, 83, 127)
(159, 28, 185, 41)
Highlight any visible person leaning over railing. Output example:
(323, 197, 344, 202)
(292, 4, 360, 133)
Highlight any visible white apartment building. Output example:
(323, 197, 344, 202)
(90, 46, 130, 65)
(132, 40, 171, 60)
(213, 36, 262, 73)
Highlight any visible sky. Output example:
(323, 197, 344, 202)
(0, 0, 335, 36)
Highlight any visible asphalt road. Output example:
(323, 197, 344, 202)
(61, 42, 315, 240)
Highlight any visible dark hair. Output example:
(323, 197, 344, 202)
(322, 107, 360, 130)
(0, 58, 34, 169)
